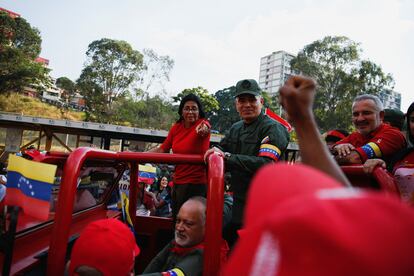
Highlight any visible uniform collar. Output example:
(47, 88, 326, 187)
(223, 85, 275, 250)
(362, 123, 387, 139)
(243, 111, 265, 128)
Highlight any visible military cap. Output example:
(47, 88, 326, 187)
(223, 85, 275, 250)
(235, 79, 262, 97)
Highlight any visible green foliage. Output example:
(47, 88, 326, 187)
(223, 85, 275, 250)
(0, 11, 51, 94)
(112, 94, 176, 129)
(76, 70, 107, 122)
(76, 39, 176, 125)
(209, 86, 240, 133)
(291, 36, 394, 131)
(76, 38, 144, 121)
(173, 86, 219, 115)
(56, 76, 76, 102)
(355, 60, 394, 95)
(262, 90, 283, 113)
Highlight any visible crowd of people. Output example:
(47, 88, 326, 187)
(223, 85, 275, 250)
(2, 75, 414, 275)
(66, 75, 414, 275)
(222, 76, 414, 276)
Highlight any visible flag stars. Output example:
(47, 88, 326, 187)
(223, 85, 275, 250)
(17, 176, 36, 196)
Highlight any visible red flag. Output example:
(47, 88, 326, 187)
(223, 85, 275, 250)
(265, 108, 292, 132)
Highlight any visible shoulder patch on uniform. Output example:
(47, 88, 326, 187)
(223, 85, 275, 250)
(258, 144, 281, 161)
(261, 136, 270, 144)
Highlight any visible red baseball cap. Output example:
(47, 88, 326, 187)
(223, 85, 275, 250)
(326, 130, 347, 140)
(69, 219, 140, 276)
(243, 163, 342, 228)
(223, 164, 414, 276)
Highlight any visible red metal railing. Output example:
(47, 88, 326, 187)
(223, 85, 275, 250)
(47, 147, 224, 275)
(204, 152, 224, 275)
(341, 165, 400, 196)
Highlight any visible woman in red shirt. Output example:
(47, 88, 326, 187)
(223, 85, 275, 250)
(149, 93, 211, 218)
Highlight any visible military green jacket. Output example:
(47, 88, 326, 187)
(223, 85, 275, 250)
(219, 112, 289, 224)
(141, 241, 203, 276)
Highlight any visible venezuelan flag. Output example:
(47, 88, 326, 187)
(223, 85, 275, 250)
(120, 190, 134, 230)
(138, 164, 157, 184)
(5, 155, 57, 221)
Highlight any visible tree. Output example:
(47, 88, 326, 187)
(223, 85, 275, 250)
(173, 86, 219, 115)
(77, 39, 176, 124)
(208, 86, 240, 133)
(135, 48, 174, 99)
(290, 36, 394, 131)
(0, 11, 51, 94)
(76, 38, 144, 121)
(76, 69, 106, 121)
(112, 94, 176, 130)
(56, 76, 76, 103)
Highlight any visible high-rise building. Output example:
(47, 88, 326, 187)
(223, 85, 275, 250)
(259, 50, 295, 95)
(378, 89, 401, 110)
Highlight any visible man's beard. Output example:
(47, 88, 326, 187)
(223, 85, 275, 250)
(175, 231, 188, 247)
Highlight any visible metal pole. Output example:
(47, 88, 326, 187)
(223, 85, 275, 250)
(2, 206, 19, 276)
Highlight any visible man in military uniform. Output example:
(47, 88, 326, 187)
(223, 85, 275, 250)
(204, 79, 290, 246)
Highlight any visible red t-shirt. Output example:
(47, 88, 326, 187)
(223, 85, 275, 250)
(336, 123, 406, 162)
(161, 119, 210, 184)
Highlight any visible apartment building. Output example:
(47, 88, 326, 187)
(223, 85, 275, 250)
(258, 50, 295, 95)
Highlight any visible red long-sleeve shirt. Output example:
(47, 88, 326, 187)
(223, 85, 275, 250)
(336, 123, 406, 162)
(161, 119, 210, 184)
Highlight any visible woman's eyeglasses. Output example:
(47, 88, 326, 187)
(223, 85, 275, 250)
(183, 107, 199, 113)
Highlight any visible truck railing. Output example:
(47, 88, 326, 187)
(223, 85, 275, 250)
(341, 165, 400, 196)
(47, 147, 224, 276)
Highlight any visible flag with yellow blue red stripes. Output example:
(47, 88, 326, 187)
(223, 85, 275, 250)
(5, 154, 57, 221)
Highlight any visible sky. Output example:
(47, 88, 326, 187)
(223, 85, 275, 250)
(1, 0, 413, 111)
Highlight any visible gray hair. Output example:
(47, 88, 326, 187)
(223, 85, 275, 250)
(186, 196, 207, 225)
(353, 94, 384, 111)
(234, 95, 263, 104)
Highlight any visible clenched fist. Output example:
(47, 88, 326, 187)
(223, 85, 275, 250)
(279, 75, 316, 126)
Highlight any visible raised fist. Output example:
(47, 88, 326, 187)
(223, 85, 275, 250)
(279, 75, 316, 126)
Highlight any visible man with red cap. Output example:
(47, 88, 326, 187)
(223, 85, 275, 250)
(222, 76, 414, 276)
(68, 218, 140, 276)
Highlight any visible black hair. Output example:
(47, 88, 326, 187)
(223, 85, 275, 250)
(177, 93, 206, 122)
(384, 109, 405, 130)
(387, 102, 414, 172)
(407, 102, 414, 145)
(157, 175, 170, 191)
